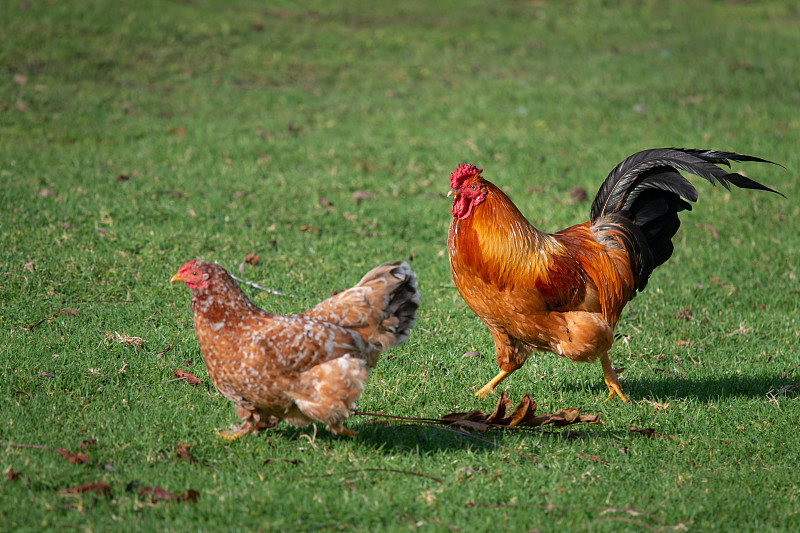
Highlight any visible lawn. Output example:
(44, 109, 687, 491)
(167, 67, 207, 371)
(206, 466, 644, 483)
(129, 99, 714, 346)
(2, 0, 799, 531)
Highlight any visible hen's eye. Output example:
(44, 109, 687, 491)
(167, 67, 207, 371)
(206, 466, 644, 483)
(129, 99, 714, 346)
(192, 271, 198, 276)
(470, 184, 477, 190)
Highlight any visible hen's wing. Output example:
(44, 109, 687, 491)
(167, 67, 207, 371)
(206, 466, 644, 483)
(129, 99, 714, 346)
(247, 314, 372, 374)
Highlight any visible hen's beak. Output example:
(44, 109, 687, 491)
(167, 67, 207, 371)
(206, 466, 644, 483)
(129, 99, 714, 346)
(170, 274, 183, 283)
(447, 188, 457, 197)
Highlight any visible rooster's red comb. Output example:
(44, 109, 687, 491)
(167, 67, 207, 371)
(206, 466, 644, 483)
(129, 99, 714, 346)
(450, 163, 483, 188)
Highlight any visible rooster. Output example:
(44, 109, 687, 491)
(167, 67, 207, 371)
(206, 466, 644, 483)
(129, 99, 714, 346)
(171, 259, 419, 437)
(447, 148, 780, 401)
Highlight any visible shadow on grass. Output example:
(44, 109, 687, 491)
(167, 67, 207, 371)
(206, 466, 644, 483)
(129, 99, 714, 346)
(255, 416, 624, 456)
(352, 422, 624, 457)
(239, 373, 797, 454)
(600, 372, 797, 402)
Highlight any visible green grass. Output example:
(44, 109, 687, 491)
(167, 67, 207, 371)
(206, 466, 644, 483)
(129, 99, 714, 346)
(2, 0, 799, 531)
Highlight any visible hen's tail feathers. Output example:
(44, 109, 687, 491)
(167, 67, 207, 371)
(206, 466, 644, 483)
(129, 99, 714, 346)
(303, 261, 419, 354)
(590, 148, 782, 292)
(356, 261, 420, 350)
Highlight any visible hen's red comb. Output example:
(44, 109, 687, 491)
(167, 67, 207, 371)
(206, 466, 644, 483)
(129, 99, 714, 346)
(450, 163, 483, 188)
(177, 259, 197, 273)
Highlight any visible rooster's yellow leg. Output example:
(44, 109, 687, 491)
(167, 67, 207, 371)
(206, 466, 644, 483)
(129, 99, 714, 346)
(601, 353, 628, 402)
(475, 370, 512, 399)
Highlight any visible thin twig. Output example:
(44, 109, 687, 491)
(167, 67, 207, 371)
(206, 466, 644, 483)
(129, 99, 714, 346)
(351, 410, 444, 424)
(1, 442, 54, 451)
(467, 502, 663, 524)
(229, 274, 295, 298)
(155, 335, 176, 359)
(296, 468, 443, 484)
(62, 299, 134, 304)
(137, 377, 191, 388)
(24, 308, 79, 331)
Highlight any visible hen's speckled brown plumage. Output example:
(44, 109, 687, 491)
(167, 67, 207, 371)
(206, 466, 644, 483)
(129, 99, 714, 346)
(172, 259, 419, 437)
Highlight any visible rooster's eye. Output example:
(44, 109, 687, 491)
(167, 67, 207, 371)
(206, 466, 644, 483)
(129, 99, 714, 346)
(192, 271, 198, 276)
(470, 184, 477, 190)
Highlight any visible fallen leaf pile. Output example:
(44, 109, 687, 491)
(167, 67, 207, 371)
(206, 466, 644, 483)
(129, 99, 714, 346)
(353, 391, 600, 433)
(441, 392, 601, 432)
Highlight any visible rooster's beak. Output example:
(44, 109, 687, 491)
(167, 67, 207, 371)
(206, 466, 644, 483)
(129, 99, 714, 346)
(170, 274, 183, 283)
(447, 188, 457, 197)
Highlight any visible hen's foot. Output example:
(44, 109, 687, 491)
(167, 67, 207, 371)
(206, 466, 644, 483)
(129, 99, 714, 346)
(327, 424, 356, 437)
(475, 369, 512, 399)
(217, 426, 247, 440)
(217, 416, 263, 440)
(601, 353, 628, 403)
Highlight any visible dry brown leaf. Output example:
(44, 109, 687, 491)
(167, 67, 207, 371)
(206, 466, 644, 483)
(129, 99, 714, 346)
(244, 252, 259, 265)
(508, 393, 537, 427)
(79, 438, 97, 451)
(352, 191, 373, 205)
(441, 409, 490, 432)
(175, 444, 198, 465)
(299, 224, 321, 235)
(485, 390, 513, 425)
(62, 482, 111, 497)
(55, 448, 89, 464)
(6, 470, 23, 481)
(675, 307, 693, 321)
(139, 486, 199, 503)
(173, 370, 201, 386)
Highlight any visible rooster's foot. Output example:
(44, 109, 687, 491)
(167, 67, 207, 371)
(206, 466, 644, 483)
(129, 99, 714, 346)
(475, 369, 512, 399)
(601, 353, 628, 403)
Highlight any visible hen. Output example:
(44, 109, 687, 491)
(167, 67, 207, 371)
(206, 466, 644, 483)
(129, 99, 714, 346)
(171, 259, 419, 437)
(447, 148, 780, 401)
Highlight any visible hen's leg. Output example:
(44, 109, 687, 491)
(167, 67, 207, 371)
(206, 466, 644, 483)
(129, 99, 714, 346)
(217, 405, 273, 440)
(288, 354, 367, 436)
(475, 370, 512, 399)
(601, 353, 628, 402)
